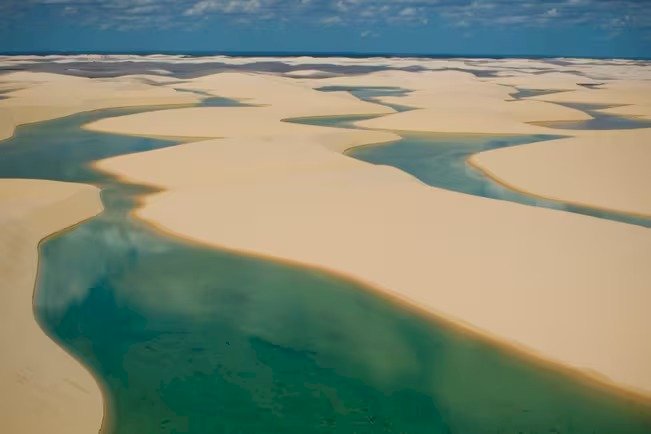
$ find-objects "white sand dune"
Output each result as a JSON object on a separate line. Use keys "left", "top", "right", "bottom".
{"left": 531, "top": 79, "right": 651, "bottom": 106}
{"left": 471, "top": 129, "right": 651, "bottom": 216}
{"left": 170, "top": 72, "right": 396, "bottom": 117}
{"left": 354, "top": 101, "right": 588, "bottom": 135}
{"left": 1, "top": 58, "right": 650, "bottom": 434}
{"left": 0, "top": 179, "right": 103, "bottom": 434}
{"left": 299, "top": 70, "right": 592, "bottom": 134}
{"left": 89, "top": 69, "right": 651, "bottom": 398}
{"left": 599, "top": 103, "right": 651, "bottom": 120}
{"left": 483, "top": 71, "right": 602, "bottom": 91}
{"left": 0, "top": 71, "right": 201, "bottom": 141}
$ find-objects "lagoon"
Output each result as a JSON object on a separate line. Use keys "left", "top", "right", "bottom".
{"left": 1, "top": 105, "right": 650, "bottom": 432}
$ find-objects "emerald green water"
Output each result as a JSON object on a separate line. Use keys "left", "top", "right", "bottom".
{"left": 302, "top": 86, "right": 651, "bottom": 227}
{"left": 347, "top": 134, "right": 651, "bottom": 227}
{"left": 2, "top": 105, "right": 651, "bottom": 433}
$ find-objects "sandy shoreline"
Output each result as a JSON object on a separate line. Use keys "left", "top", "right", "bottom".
{"left": 1, "top": 58, "right": 650, "bottom": 430}
{"left": 0, "top": 179, "right": 104, "bottom": 434}
{"left": 88, "top": 69, "right": 651, "bottom": 399}
{"left": 129, "top": 198, "right": 651, "bottom": 405}
{"left": 469, "top": 129, "right": 651, "bottom": 218}
{"left": 0, "top": 71, "right": 201, "bottom": 142}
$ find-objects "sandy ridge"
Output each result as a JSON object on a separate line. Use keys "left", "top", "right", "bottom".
{"left": 0, "top": 179, "right": 104, "bottom": 434}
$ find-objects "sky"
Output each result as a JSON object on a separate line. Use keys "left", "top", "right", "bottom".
{"left": 1, "top": 0, "right": 650, "bottom": 58}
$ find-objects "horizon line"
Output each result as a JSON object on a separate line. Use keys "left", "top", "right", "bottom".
{"left": 0, "top": 50, "right": 649, "bottom": 61}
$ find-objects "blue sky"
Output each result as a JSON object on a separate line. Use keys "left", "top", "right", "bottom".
{"left": 1, "top": 0, "right": 650, "bottom": 57}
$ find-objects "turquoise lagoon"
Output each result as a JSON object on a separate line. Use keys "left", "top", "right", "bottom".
{"left": 305, "top": 86, "right": 651, "bottom": 227}
{"left": 0, "top": 104, "right": 650, "bottom": 432}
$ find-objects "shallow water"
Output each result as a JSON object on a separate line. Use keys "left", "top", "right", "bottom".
{"left": 1, "top": 105, "right": 651, "bottom": 432}
{"left": 298, "top": 86, "right": 651, "bottom": 227}
{"left": 532, "top": 102, "right": 651, "bottom": 130}
{"left": 347, "top": 133, "right": 651, "bottom": 227}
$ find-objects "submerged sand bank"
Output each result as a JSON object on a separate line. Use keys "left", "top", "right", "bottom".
{"left": 0, "top": 179, "right": 103, "bottom": 434}
{"left": 89, "top": 70, "right": 651, "bottom": 398}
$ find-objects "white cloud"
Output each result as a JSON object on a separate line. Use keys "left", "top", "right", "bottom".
{"left": 184, "top": 0, "right": 263, "bottom": 16}
{"left": 545, "top": 8, "right": 559, "bottom": 17}
{"left": 360, "top": 29, "right": 378, "bottom": 38}
{"left": 1, "top": 0, "right": 648, "bottom": 34}
{"left": 320, "top": 15, "right": 343, "bottom": 25}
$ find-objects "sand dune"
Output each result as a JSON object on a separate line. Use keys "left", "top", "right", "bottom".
{"left": 471, "top": 129, "right": 651, "bottom": 216}
{"left": 90, "top": 70, "right": 651, "bottom": 398}
{"left": 483, "top": 71, "right": 602, "bottom": 90}
{"left": 1, "top": 59, "right": 650, "bottom": 431}
{"left": 0, "top": 179, "right": 103, "bottom": 434}
{"left": 0, "top": 71, "right": 200, "bottom": 141}
{"left": 301, "top": 70, "right": 591, "bottom": 134}
{"left": 170, "top": 72, "right": 396, "bottom": 117}
{"left": 354, "top": 102, "right": 587, "bottom": 135}
{"left": 531, "top": 79, "right": 651, "bottom": 106}
{"left": 599, "top": 103, "right": 651, "bottom": 120}
{"left": 97, "top": 131, "right": 651, "bottom": 399}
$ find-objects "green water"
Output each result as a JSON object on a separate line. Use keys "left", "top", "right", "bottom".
{"left": 2, "top": 106, "right": 651, "bottom": 433}
{"left": 347, "top": 134, "right": 651, "bottom": 227}
{"left": 298, "top": 86, "right": 651, "bottom": 227}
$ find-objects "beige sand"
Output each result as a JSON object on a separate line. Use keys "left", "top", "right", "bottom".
{"left": 471, "top": 129, "right": 651, "bottom": 216}
{"left": 2, "top": 59, "right": 649, "bottom": 434}
{"left": 98, "top": 135, "right": 651, "bottom": 399}
{"left": 85, "top": 106, "right": 397, "bottom": 145}
{"left": 87, "top": 70, "right": 651, "bottom": 398}
{"left": 298, "top": 70, "right": 591, "bottom": 134}
{"left": 531, "top": 79, "right": 651, "bottom": 106}
{"left": 309, "top": 69, "right": 649, "bottom": 216}
{"left": 484, "top": 71, "right": 602, "bottom": 91}
{"left": 0, "top": 71, "right": 201, "bottom": 141}
{"left": 598, "top": 103, "right": 651, "bottom": 120}
{"left": 354, "top": 102, "right": 587, "bottom": 135}
{"left": 0, "top": 178, "right": 104, "bottom": 434}
{"left": 170, "top": 72, "right": 396, "bottom": 117}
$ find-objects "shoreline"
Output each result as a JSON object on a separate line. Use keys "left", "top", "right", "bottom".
{"left": 331, "top": 123, "right": 650, "bottom": 222}
{"left": 33, "top": 211, "right": 112, "bottom": 434}
{"left": 467, "top": 155, "right": 651, "bottom": 220}
{"left": 2, "top": 62, "right": 650, "bottom": 430}
{"left": 127, "top": 186, "right": 651, "bottom": 406}
{"left": 0, "top": 179, "right": 104, "bottom": 434}
{"left": 92, "top": 131, "right": 651, "bottom": 402}
{"left": 89, "top": 73, "right": 651, "bottom": 399}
